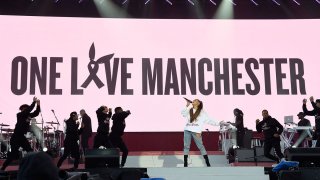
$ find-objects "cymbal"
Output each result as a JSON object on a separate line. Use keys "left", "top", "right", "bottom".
{"left": 46, "top": 121, "right": 58, "bottom": 125}
{"left": 0, "top": 123, "right": 9, "bottom": 127}
{"left": 1, "top": 128, "right": 13, "bottom": 132}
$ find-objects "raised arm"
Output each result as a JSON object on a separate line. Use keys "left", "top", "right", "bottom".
{"left": 30, "top": 100, "right": 40, "bottom": 118}
{"left": 303, "top": 99, "right": 316, "bottom": 116}
{"left": 181, "top": 104, "right": 192, "bottom": 117}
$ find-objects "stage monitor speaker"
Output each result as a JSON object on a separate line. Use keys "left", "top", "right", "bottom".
{"left": 284, "top": 148, "right": 320, "bottom": 167}
{"left": 243, "top": 129, "right": 253, "bottom": 149}
{"left": 278, "top": 170, "right": 301, "bottom": 180}
{"left": 85, "top": 148, "right": 120, "bottom": 168}
{"left": 235, "top": 148, "right": 255, "bottom": 162}
{"left": 254, "top": 147, "right": 275, "bottom": 162}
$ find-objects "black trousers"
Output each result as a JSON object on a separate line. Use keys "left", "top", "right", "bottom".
{"left": 236, "top": 130, "right": 245, "bottom": 148}
{"left": 1, "top": 134, "right": 33, "bottom": 170}
{"left": 264, "top": 138, "right": 284, "bottom": 162}
{"left": 57, "top": 139, "right": 80, "bottom": 169}
{"left": 81, "top": 135, "right": 90, "bottom": 152}
{"left": 109, "top": 134, "right": 128, "bottom": 166}
{"left": 93, "top": 133, "right": 113, "bottom": 149}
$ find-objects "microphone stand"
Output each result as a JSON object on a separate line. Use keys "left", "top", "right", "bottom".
{"left": 40, "top": 110, "right": 45, "bottom": 151}
{"left": 52, "top": 110, "right": 61, "bottom": 154}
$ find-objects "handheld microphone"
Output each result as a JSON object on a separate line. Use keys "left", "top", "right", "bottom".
{"left": 51, "top": 109, "right": 55, "bottom": 113}
{"left": 183, "top": 97, "right": 192, "bottom": 103}
{"left": 0, "top": 112, "right": 2, "bottom": 114}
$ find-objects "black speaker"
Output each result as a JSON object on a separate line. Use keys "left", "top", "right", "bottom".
{"left": 278, "top": 170, "right": 301, "bottom": 180}
{"left": 254, "top": 146, "right": 274, "bottom": 162}
{"left": 85, "top": 148, "right": 120, "bottom": 168}
{"left": 235, "top": 148, "right": 255, "bottom": 162}
{"left": 243, "top": 129, "right": 253, "bottom": 149}
{"left": 285, "top": 148, "right": 320, "bottom": 167}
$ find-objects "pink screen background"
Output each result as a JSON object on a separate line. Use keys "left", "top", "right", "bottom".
{"left": 0, "top": 16, "right": 319, "bottom": 132}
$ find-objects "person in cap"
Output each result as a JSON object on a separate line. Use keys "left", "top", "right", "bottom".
{"left": 1, "top": 97, "right": 40, "bottom": 171}
{"left": 57, "top": 111, "right": 84, "bottom": 170}
{"left": 303, "top": 96, "right": 320, "bottom": 147}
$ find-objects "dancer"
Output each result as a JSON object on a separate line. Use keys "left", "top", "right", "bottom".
{"left": 256, "top": 110, "right": 284, "bottom": 163}
{"left": 228, "top": 108, "right": 245, "bottom": 148}
{"left": 93, "top": 106, "right": 113, "bottom": 148}
{"left": 57, "top": 112, "right": 84, "bottom": 170}
{"left": 1, "top": 97, "right": 40, "bottom": 171}
{"left": 181, "top": 98, "right": 220, "bottom": 167}
{"left": 296, "top": 112, "right": 312, "bottom": 147}
{"left": 110, "top": 107, "right": 131, "bottom": 167}
{"left": 302, "top": 96, "right": 320, "bottom": 147}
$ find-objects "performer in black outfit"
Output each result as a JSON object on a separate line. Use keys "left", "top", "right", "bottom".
{"left": 80, "top": 109, "right": 92, "bottom": 153}
{"left": 93, "top": 106, "right": 112, "bottom": 148}
{"left": 302, "top": 96, "right": 320, "bottom": 147}
{"left": 57, "top": 112, "right": 84, "bottom": 170}
{"left": 1, "top": 97, "right": 40, "bottom": 171}
{"left": 110, "top": 107, "right": 131, "bottom": 167}
{"left": 296, "top": 112, "right": 312, "bottom": 147}
{"left": 228, "top": 108, "right": 245, "bottom": 148}
{"left": 256, "top": 109, "right": 284, "bottom": 163}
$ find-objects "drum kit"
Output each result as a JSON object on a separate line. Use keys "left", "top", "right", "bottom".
{"left": 0, "top": 115, "right": 64, "bottom": 158}
{"left": 29, "top": 119, "right": 64, "bottom": 156}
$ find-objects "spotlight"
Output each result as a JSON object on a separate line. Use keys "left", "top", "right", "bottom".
{"left": 292, "top": 0, "right": 300, "bottom": 5}
{"left": 43, "top": 147, "right": 48, "bottom": 152}
{"left": 165, "top": 0, "right": 173, "bottom": 5}
{"left": 228, "top": 0, "right": 236, "bottom": 5}
{"left": 272, "top": 0, "right": 280, "bottom": 5}
{"left": 209, "top": 0, "right": 216, "bottom": 5}
{"left": 187, "top": 0, "right": 195, "bottom": 5}
{"left": 251, "top": 0, "right": 258, "bottom": 5}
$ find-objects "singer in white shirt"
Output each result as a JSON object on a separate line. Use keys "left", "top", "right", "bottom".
{"left": 181, "top": 98, "right": 220, "bottom": 167}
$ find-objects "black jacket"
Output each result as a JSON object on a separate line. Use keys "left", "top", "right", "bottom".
{"left": 234, "top": 115, "right": 244, "bottom": 132}
{"left": 81, "top": 113, "right": 92, "bottom": 137}
{"left": 96, "top": 106, "right": 112, "bottom": 134}
{"left": 65, "top": 118, "right": 83, "bottom": 142}
{"left": 256, "top": 116, "right": 283, "bottom": 141}
{"left": 111, "top": 111, "right": 130, "bottom": 137}
{"left": 303, "top": 102, "right": 320, "bottom": 132}
{"left": 14, "top": 101, "right": 40, "bottom": 135}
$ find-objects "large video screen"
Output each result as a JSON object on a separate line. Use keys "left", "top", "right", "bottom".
{"left": 0, "top": 16, "right": 319, "bottom": 132}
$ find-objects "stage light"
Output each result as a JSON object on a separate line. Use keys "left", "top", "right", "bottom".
{"left": 228, "top": 0, "right": 236, "bottom": 5}
{"left": 251, "top": 0, "right": 258, "bottom": 5}
{"left": 166, "top": 0, "right": 173, "bottom": 5}
{"left": 292, "top": 0, "right": 300, "bottom": 5}
{"left": 122, "top": 0, "right": 128, "bottom": 4}
{"left": 209, "top": 0, "right": 216, "bottom": 5}
{"left": 145, "top": 0, "right": 151, "bottom": 4}
{"left": 43, "top": 147, "right": 48, "bottom": 152}
{"left": 272, "top": 0, "right": 280, "bottom": 5}
{"left": 316, "top": 0, "right": 320, "bottom": 4}
{"left": 187, "top": 0, "right": 195, "bottom": 6}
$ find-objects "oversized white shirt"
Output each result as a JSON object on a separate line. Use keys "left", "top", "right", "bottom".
{"left": 181, "top": 104, "right": 219, "bottom": 133}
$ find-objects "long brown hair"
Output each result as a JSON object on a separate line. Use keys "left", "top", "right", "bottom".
{"left": 189, "top": 100, "right": 203, "bottom": 123}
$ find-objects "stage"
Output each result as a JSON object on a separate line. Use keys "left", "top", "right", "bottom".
{"left": 1, "top": 151, "right": 271, "bottom": 180}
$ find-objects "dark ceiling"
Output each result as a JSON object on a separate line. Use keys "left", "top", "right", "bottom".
{"left": 0, "top": 0, "right": 320, "bottom": 19}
